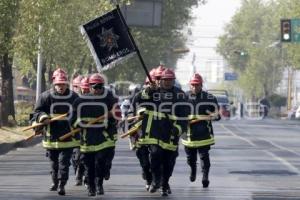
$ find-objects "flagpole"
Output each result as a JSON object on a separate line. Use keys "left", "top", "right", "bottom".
{"left": 116, "top": 5, "right": 153, "bottom": 84}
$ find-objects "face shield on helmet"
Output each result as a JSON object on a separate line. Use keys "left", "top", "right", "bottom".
{"left": 89, "top": 73, "right": 105, "bottom": 91}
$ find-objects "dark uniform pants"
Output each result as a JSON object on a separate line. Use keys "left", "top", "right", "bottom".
{"left": 96, "top": 147, "right": 115, "bottom": 185}
{"left": 136, "top": 145, "right": 152, "bottom": 184}
{"left": 81, "top": 147, "right": 115, "bottom": 188}
{"left": 47, "top": 148, "right": 73, "bottom": 183}
{"left": 184, "top": 146, "right": 211, "bottom": 173}
{"left": 149, "top": 145, "right": 178, "bottom": 189}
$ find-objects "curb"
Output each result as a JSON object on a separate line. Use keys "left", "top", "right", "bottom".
{"left": 0, "top": 136, "right": 42, "bottom": 155}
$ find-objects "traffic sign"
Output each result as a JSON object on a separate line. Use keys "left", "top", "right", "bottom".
{"left": 224, "top": 72, "right": 238, "bottom": 81}
{"left": 291, "top": 19, "right": 300, "bottom": 43}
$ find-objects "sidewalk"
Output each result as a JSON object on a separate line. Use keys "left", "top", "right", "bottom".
{"left": 0, "top": 126, "right": 41, "bottom": 155}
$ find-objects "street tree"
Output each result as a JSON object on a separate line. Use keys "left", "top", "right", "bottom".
{"left": 0, "top": 0, "right": 20, "bottom": 125}
{"left": 14, "top": 0, "right": 206, "bottom": 88}
{"left": 217, "top": 0, "right": 283, "bottom": 99}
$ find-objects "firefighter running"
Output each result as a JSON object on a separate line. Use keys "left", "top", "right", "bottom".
{"left": 30, "top": 68, "right": 79, "bottom": 196}
{"left": 182, "top": 73, "right": 220, "bottom": 188}
{"left": 121, "top": 68, "right": 157, "bottom": 192}
{"left": 29, "top": 66, "right": 220, "bottom": 197}
{"left": 70, "top": 73, "right": 119, "bottom": 196}
{"left": 132, "top": 67, "right": 188, "bottom": 196}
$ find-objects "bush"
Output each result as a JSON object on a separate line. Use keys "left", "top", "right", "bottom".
{"left": 14, "top": 101, "right": 34, "bottom": 126}
{"left": 268, "top": 94, "right": 287, "bottom": 107}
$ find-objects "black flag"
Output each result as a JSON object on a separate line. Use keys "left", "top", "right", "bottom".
{"left": 80, "top": 8, "right": 136, "bottom": 71}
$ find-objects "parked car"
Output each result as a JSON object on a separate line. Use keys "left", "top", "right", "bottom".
{"left": 207, "top": 89, "right": 229, "bottom": 97}
{"left": 215, "top": 95, "right": 231, "bottom": 119}
{"left": 295, "top": 106, "right": 300, "bottom": 119}
{"left": 207, "top": 90, "right": 231, "bottom": 119}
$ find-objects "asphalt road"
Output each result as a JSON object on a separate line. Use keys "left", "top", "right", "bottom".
{"left": 0, "top": 119, "right": 300, "bottom": 200}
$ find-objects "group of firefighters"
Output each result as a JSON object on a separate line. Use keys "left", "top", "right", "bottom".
{"left": 30, "top": 64, "right": 220, "bottom": 197}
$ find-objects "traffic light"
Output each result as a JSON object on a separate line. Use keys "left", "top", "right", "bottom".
{"left": 233, "top": 50, "right": 247, "bottom": 57}
{"left": 281, "top": 19, "right": 292, "bottom": 42}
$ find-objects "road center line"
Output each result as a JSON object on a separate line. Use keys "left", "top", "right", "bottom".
{"left": 220, "top": 124, "right": 256, "bottom": 147}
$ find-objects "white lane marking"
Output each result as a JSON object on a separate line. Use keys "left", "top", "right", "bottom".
{"left": 220, "top": 124, "right": 256, "bottom": 147}
{"left": 265, "top": 151, "right": 300, "bottom": 174}
{"left": 215, "top": 123, "right": 300, "bottom": 129}
{"left": 232, "top": 125, "right": 300, "bottom": 157}
{"left": 222, "top": 123, "right": 300, "bottom": 174}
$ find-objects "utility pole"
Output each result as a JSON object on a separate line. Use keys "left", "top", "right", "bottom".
{"left": 191, "top": 52, "right": 196, "bottom": 75}
{"left": 36, "top": 25, "right": 42, "bottom": 102}
{"left": 287, "top": 67, "right": 293, "bottom": 111}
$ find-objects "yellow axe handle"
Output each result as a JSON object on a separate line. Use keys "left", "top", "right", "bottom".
{"left": 120, "top": 124, "right": 142, "bottom": 139}
{"left": 59, "top": 113, "right": 110, "bottom": 141}
{"left": 22, "top": 113, "right": 68, "bottom": 132}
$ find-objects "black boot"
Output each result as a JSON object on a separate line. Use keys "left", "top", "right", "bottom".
{"left": 97, "top": 185, "right": 104, "bottom": 195}
{"left": 104, "top": 171, "right": 110, "bottom": 180}
{"left": 202, "top": 171, "right": 209, "bottom": 188}
{"left": 145, "top": 184, "right": 151, "bottom": 191}
{"left": 88, "top": 186, "right": 96, "bottom": 196}
{"left": 58, "top": 181, "right": 66, "bottom": 196}
{"left": 49, "top": 176, "right": 58, "bottom": 191}
{"left": 145, "top": 178, "right": 152, "bottom": 191}
{"left": 190, "top": 165, "right": 197, "bottom": 182}
{"left": 145, "top": 171, "right": 152, "bottom": 191}
{"left": 166, "top": 183, "right": 172, "bottom": 194}
{"left": 149, "top": 172, "right": 160, "bottom": 193}
{"left": 49, "top": 183, "right": 58, "bottom": 191}
{"left": 149, "top": 183, "right": 160, "bottom": 193}
{"left": 96, "top": 177, "right": 104, "bottom": 195}
{"left": 75, "top": 179, "right": 82, "bottom": 186}
{"left": 160, "top": 185, "right": 168, "bottom": 197}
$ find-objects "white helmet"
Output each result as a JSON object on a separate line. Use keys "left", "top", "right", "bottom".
{"left": 128, "top": 84, "right": 141, "bottom": 96}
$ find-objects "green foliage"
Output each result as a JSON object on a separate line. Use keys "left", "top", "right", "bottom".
{"left": 268, "top": 93, "right": 287, "bottom": 107}
{"left": 13, "top": 0, "right": 203, "bottom": 86}
{"left": 0, "top": 0, "right": 20, "bottom": 53}
{"left": 14, "top": 101, "right": 34, "bottom": 126}
{"left": 276, "top": 0, "right": 300, "bottom": 70}
{"left": 217, "top": 0, "right": 284, "bottom": 98}
{"left": 14, "top": 0, "right": 115, "bottom": 83}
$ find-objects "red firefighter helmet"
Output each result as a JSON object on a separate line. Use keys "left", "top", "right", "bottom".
{"left": 145, "top": 68, "right": 157, "bottom": 84}
{"left": 80, "top": 77, "right": 90, "bottom": 89}
{"left": 190, "top": 73, "right": 203, "bottom": 85}
{"left": 161, "top": 68, "right": 176, "bottom": 80}
{"left": 155, "top": 65, "right": 166, "bottom": 78}
{"left": 52, "top": 68, "right": 67, "bottom": 80}
{"left": 150, "top": 68, "right": 156, "bottom": 78}
{"left": 89, "top": 73, "right": 104, "bottom": 84}
{"left": 72, "top": 75, "right": 83, "bottom": 87}
{"left": 53, "top": 73, "right": 68, "bottom": 85}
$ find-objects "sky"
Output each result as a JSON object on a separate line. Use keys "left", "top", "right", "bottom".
{"left": 176, "top": 0, "right": 241, "bottom": 86}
